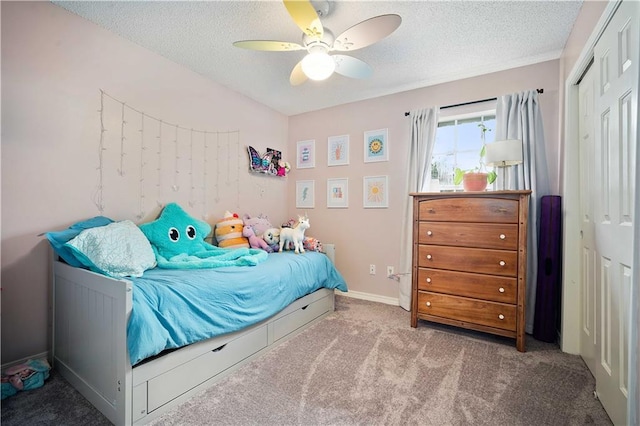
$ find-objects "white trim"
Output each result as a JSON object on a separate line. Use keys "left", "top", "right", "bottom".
{"left": 1, "top": 351, "right": 50, "bottom": 371}
{"left": 566, "top": 0, "right": 622, "bottom": 86}
{"left": 335, "top": 289, "right": 399, "bottom": 306}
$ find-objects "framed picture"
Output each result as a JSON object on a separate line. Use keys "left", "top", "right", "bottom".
{"left": 364, "top": 128, "right": 389, "bottom": 163}
{"left": 296, "top": 140, "right": 315, "bottom": 169}
{"left": 327, "top": 178, "right": 349, "bottom": 208}
{"left": 363, "top": 175, "right": 389, "bottom": 208}
{"left": 296, "top": 180, "right": 315, "bottom": 208}
{"left": 327, "top": 135, "right": 349, "bottom": 166}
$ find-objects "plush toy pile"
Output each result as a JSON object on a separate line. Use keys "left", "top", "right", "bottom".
{"left": 140, "top": 203, "right": 267, "bottom": 269}
{"left": 211, "top": 211, "right": 325, "bottom": 254}
{"left": 156, "top": 207, "right": 325, "bottom": 256}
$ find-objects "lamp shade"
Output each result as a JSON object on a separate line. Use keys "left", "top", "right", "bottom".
{"left": 484, "top": 139, "right": 523, "bottom": 167}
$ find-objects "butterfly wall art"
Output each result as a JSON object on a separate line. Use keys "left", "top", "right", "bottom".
{"left": 247, "top": 146, "right": 290, "bottom": 177}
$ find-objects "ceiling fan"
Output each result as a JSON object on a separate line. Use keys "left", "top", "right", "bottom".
{"left": 233, "top": 0, "right": 401, "bottom": 85}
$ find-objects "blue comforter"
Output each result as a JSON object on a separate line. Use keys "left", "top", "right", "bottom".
{"left": 127, "top": 251, "right": 347, "bottom": 365}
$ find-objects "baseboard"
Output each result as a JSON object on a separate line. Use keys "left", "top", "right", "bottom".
{"left": 1, "top": 351, "right": 50, "bottom": 371}
{"left": 335, "top": 289, "right": 399, "bottom": 306}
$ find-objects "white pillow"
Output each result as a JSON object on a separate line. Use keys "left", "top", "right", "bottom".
{"left": 65, "top": 220, "right": 157, "bottom": 278}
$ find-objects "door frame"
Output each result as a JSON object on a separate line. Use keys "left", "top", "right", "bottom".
{"left": 561, "top": 0, "right": 637, "bottom": 423}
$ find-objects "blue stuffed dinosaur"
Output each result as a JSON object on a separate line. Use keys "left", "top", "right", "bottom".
{"left": 139, "top": 203, "right": 267, "bottom": 269}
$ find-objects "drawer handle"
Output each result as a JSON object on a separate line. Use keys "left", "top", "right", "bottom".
{"left": 301, "top": 304, "right": 309, "bottom": 310}
{"left": 427, "top": 230, "right": 433, "bottom": 236}
{"left": 212, "top": 344, "right": 227, "bottom": 353}
{"left": 499, "top": 287, "right": 505, "bottom": 293}
{"left": 499, "top": 234, "right": 506, "bottom": 240}
{"left": 427, "top": 254, "right": 432, "bottom": 260}
{"left": 426, "top": 277, "right": 432, "bottom": 283}
{"left": 498, "top": 314, "right": 505, "bottom": 320}
{"left": 428, "top": 208, "right": 435, "bottom": 214}
{"left": 426, "top": 302, "right": 431, "bottom": 307}
{"left": 499, "top": 260, "right": 506, "bottom": 267}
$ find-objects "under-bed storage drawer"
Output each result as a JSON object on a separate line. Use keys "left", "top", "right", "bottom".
{"left": 147, "top": 325, "right": 268, "bottom": 412}
{"left": 273, "top": 294, "right": 332, "bottom": 342}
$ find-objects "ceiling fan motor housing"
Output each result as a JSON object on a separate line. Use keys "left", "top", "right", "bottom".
{"left": 303, "top": 28, "right": 334, "bottom": 52}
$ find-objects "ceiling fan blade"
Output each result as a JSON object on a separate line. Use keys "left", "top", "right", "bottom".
{"left": 233, "top": 40, "right": 305, "bottom": 51}
{"left": 283, "top": 0, "right": 323, "bottom": 39}
{"left": 333, "top": 55, "right": 373, "bottom": 79}
{"left": 290, "top": 60, "right": 308, "bottom": 86}
{"left": 332, "top": 14, "right": 402, "bottom": 52}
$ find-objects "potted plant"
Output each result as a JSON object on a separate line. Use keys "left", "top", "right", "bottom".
{"left": 453, "top": 123, "right": 497, "bottom": 191}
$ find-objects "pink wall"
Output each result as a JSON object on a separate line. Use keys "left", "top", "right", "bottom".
{"left": 1, "top": 2, "right": 289, "bottom": 364}
{"left": 288, "top": 60, "right": 560, "bottom": 302}
{"left": 1, "top": 1, "right": 607, "bottom": 366}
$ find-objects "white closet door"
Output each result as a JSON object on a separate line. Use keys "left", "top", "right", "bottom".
{"left": 578, "top": 64, "right": 596, "bottom": 377}
{"left": 592, "top": 1, "right": 637, "bottom": 424}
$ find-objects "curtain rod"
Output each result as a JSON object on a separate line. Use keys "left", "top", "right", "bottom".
{"left": 404, "top": 88, "right": 544, "bottom": 116}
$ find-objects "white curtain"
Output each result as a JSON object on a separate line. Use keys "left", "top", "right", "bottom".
{"left": 495, "top": 90, "right": 551, "bottom": 333}
{"left": 399, "top": 107, "right": 439, "bottom": 310}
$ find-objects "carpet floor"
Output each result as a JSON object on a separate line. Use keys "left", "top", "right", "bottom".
{"left": 1, "top": 296, "right": 612, "bottom": 425}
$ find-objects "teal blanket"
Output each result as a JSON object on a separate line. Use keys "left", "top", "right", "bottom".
{"left": 155, "top": 245, "right": 268, "bottom": 269}
{"left": 127, "top": 251, "right": 348, "bottom": 365}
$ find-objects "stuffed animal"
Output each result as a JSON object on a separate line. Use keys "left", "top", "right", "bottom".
{"left": 214, "top": 211, "right": 249, "bottom": 249}
{"left": 262, "top": 227, "right": 281, "bottom": 252}
{"left": 242, "top": 213, "right": 273, "bottom": 238}
{"left": 279, "top": 214, "right": 310, "bottom": 254}
{"left": 303, "top": 236, "right": 323, "bottom": 252}
{"left": 243, "top": 225, "right": 273, "bottom": 253}
{"left": 139, "top": 203, "right": 214, "bottom": 259}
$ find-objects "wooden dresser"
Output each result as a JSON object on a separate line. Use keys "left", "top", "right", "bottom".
{"left": 410, "top": 191, "right": 531, "bottom": 351}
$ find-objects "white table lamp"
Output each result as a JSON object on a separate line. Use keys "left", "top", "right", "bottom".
{"left": 484, "top": 139, "right": 523, "bottom": 190}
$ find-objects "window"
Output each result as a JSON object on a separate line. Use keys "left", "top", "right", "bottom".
{"left": 430, "top": 112, "right": 496, "bottom": 191}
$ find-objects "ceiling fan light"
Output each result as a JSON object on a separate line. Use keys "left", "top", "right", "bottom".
{"left": 301, "top": 51, "right": 335, "bottom": 81}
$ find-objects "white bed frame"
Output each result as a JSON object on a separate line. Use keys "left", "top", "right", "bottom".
{"left": 52, "top": 250, "right": 337, "bottom": 425}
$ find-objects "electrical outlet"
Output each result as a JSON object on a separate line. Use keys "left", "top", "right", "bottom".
{"left": 369, "top": 264, "right": 376, "bottom": 275}
{"left": 387, "top": 266, "right": 394, "bottom": 277}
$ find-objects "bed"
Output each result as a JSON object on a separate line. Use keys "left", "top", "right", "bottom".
{"left": 49, "top": 211, "right": 347, "bottom": 425}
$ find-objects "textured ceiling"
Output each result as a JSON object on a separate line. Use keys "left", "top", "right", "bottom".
{"left": 52, "top": 1, "right": 583, "bottom": 116}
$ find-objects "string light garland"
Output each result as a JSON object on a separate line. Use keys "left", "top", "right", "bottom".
{"left": 119, "top": 103, "right": 126, "bottom": 177}
{"left": 202, "top": 132, "right": 208, "bottom": 218}
{"left": 215, "top": 132, "right": 221, "bottom": 203}
{"left": 94, "top": 90, "right": 240, "bottom": 217}
{"left": 156, "top": 119, "right": 163, "bottom": 207}
{"left": 173, "top": 124, "right": 180, "bottom": 192}
{"left": 93, "top": 90, "right": 106, "bottom": 213}
{"left": 188, "top": 128, "right": 195, "bottom": 207}
{"left": 137, "top": 112, "right": 146, "bottom": 220}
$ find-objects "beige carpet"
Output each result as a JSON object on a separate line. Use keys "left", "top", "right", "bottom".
{"left": 149, "top": 296, "right": 611, "bottom": 426}
{"left": 1, "top": 296, "right": 611, "bottom": 425}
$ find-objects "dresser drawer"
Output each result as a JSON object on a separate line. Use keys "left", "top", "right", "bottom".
{"left": 417, "top": 222, "right": 518, "bottom": 250}
{"left": 417, "top": 292, "right": 516, "bottom": 331}
{"left": 417, "top": 268, "right": 517, "bottom": 304}
{"left": 418, "top": 197, "right": 519, "bottom": 223}
{"left": 417, "top": 245, "right": 518, "bottom": 277}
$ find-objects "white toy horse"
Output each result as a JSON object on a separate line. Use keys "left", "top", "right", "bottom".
{"left": 279, "top": 215, "right": 310, "bottom": 254}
